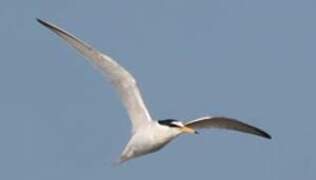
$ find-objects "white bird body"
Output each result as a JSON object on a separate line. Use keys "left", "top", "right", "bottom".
{"left": 37, "top": 18, "right": 271, "bottom": 164}
{"left": 120, "top": 121, "right": 182, "bottom": 162}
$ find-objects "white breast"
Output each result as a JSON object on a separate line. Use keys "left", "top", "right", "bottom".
{"left": 119, "top": 121, "right": 182, "bottom": 162}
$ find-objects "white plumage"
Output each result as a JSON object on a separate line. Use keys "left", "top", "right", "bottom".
{"left": 37, "top": 18, "right": 271, "bottom": 164}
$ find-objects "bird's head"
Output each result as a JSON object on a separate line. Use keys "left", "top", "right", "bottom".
{"left": 158, "top": 119, "right": 198, "bottom": 134}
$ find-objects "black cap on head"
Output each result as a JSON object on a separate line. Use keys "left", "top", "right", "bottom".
{"left": 158, "top": 119, "right": 181, "bottom": 128}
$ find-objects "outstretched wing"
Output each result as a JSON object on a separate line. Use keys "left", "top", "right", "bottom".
{"left": 185, "top": 116, "right": 271, "bottom": 139}
{"left": 37, "top": 19, "right": 152, "bottom": 132}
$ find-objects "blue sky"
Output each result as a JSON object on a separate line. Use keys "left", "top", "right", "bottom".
{"left": 1, "top": 0, "right": 315, "bottom": 179}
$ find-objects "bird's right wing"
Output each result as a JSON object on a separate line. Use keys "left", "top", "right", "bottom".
{"left": 185, "top": 116, "right": 271, "bottom": 139}
{"left": 37, "top": 19, "right": 152, "bottom": 132}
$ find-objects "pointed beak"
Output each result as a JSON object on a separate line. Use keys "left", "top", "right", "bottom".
{"left": 181, "top": 126, "right": 198, "bottom": 134}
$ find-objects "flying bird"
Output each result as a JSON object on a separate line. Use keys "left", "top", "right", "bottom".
{"left": 37, "top": 18, "right": 271, "bottom": 164}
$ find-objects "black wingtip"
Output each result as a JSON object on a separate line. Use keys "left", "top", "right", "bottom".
{"left": 36, "top": 18, "right": 43, "bottom": 24}
{"left": 36, "top": 18, "right": 63, "bottom": 35}
{"left": 264, "top": 133, "right": 272, "bottom": 139}
{"left": 36, "top": 18, "right": 49, "bottom": 27}
{"left": 258, "top": 129, "right": 272, "bottom": 140}
{"left": 246, "top": 121, "right": 272, "bottom": 140}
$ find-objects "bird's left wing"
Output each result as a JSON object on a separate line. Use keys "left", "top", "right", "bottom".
{"left": 185, "top": 116, "right": 271, "bottom": 139}
{"left": 37, "top": 19, "right": 152, "bottom": 133}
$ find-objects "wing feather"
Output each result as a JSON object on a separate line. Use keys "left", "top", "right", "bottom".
{"left": 37, "top": 19, "right": 152, "bottom": 132}
{"left": 185, "top": 116, "right": 271, "bottom": 139}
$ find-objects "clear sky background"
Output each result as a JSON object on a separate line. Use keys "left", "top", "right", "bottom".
{"left": 1, "top": 0, "right": 315, "bottom": 179}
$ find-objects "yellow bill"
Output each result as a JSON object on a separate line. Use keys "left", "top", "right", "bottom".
{"left": 181, "top": 126, "right": 198, "bottom": 134}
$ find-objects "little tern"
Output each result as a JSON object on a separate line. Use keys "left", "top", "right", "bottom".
{"left": 37, "top": 18, "right": 271, "bottom": 164}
